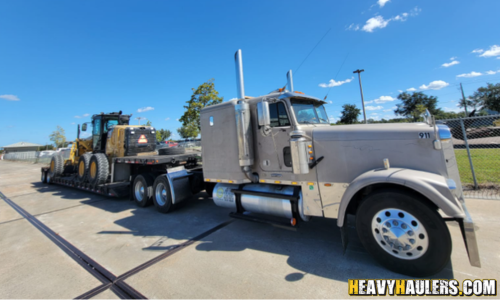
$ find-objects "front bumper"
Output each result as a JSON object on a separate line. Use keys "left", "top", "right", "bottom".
{"left": 458, "top": 200, "right": 481, "bottom": 267}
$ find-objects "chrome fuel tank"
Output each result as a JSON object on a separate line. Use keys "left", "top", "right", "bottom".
{"left": 213, "top": 183, "right": 310, "bottom": 221}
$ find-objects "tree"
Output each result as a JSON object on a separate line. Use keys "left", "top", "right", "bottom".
{"left": 145, "top": 120, "right": 152, "bottom": 126}
{"left": 179, "top": 79, "right": 223, "bottom": 132}
{"left": 395, "top": 92, "right": 443, "bottom": 121}
{"left": 469, "top": 83, "right": 500, "bottom": 113}
{"left": 156, "top": 129, "right": 172, "bottom": 142}
{"left": 177, "top": 123, "right": 199, "bottom": 139}
{"left": 49, "top": 126, "right": 67, "bottom": 148}
{"left": 339, "top": 104, "right": 361, "bottom": 124}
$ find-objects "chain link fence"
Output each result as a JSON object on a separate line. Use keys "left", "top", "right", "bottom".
{"left": 2, "top": 150, "right": 71, "bottom": 164}
{"left": 438, "top": 114, "right": 500, "bottom": 199}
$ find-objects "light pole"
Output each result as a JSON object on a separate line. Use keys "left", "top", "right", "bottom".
{"left": 136, "top": 117, "right": 147, "bottom": 125}
{"left": 353, "top": 69, "right": 367, "bottom": 124}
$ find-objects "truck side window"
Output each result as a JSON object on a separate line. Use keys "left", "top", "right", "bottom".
{"left": 269, "top": 102, "right": 290, "bottom": 127}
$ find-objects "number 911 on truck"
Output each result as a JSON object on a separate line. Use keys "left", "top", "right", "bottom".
{"left": 42, "top": 49, "right": 481, "bottom": 277}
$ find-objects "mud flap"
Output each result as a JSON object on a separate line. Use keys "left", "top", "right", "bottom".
{"left": 458, "top": 201, "right": 481, "bottom": 268}
{"left": 340, "top": 225, "right": 349, "bottom": 255}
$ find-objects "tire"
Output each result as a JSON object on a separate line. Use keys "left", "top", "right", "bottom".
{"left": 49, "top": 155, "right": 64, "bottom": 178}
{"left": 41, "top": 170, "right": 47, "bottom": 184}
{"left": 88, "top": 154, "right": 109, "bottom": 185}
{"left": 158, "top": 147, "right": 186, "bottom": 155}
{"left": 152, "top": 175, "right": 174, "bottom": 213}
{"left": 205, "top": 182, "right": 216, "bottom": 198}
{"left": 355, "top": 189, "right": 452, "bottom": 277}
{"left": 132, "top": 174, "right": 154, "bottom": 207}
{"left": 77, "top": 154, "right": 92, "bottom": 182}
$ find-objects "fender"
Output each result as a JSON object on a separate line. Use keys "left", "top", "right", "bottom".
{"left": 336, "top": 168, "right": 465, "bottom": 227}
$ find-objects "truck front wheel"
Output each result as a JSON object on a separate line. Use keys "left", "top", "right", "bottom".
{"left": 152, "top": 176, "right": 174, "bottom": 213}
{"left": 356, "top": 189, "right": 452, "bottom": 277}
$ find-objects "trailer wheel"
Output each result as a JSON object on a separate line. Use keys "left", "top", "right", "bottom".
{"left": 152, "top": 176, "right": 174, "bottom": 213}
{"left": 41, "top": 170, "right": 47, "bottom": 183}
{"left": 49, "top": 155, "right": 64, "bottom": 178}
{"left": 77, "top": 153, "right": 92, "bottom": 182}
{"left": 356, "top": 189, "right": 452, "bottom": 277}
{"left": 88, "top": 154, "right": 109, "bottom": 185}
{"left": 133, "top": 174, "right": 154, "bottom": 207}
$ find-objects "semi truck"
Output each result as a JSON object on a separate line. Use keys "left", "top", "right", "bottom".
{"left": 42, "top": 50, "right": 481, "bottom": 277}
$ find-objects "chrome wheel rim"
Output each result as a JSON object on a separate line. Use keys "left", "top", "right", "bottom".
{"left": 155, "top": 183, "right": 167, "bottom": 206}
{"left": 371, "top": 208, "right": 428, "bottom": 260}
{"left": 135, "top": 181, "right": 145, "bottom": 201}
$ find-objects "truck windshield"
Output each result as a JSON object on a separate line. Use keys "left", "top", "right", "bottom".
{"left": 291, "top": 99, "right": 329, "bottom": 124}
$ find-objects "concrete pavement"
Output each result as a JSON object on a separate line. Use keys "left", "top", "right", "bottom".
{"left": 0, "top": 160, "right": 498, "bottom": 299}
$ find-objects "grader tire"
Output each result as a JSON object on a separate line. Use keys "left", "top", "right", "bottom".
{"left": 77, "top": 154, "right": 92, "bottom": 182}
{"left": 88, "top": 154, "right": 109, "bottom": 185}
{"left": 49, "top": 155, "right": 64, "bottom": 179}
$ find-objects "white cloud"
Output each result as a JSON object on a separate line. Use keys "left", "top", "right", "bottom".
{"left": 398, "top": 90, "right": 403, "bottom": 93}
{"left": 362, "top": 16, "right": 390, "bottom": 32}
{"left": 442, "top": 60, "right": 459, "bottom": 68}
{"left": 443, "top": 107, "right": 461, "bottom": 113}
{"left": 419, "top": 80, "right": 449, "bottom": 90}
{"left": 347, "top": 23, "right": 360, "bottom": 31}
{"left": 329, "top": 101, "right": 333, "bottom": 104}
{"left": 450, "top": 56, "right": 457, "bottom": 60}
{"left": 165, "top": 117, "right": 170, "bottom": 121}
{"left": 383, "top": 109, "right": 393, "bottom": 112}
{"left": 0, "top": 94, "right": 20, "bottom": 101}
{"left": 371, "top": 95, "right": 395, "bottom": 104}
{"left": 81, "top": 132, "right": 91, "bottom": 138}
{"left": 71, "top": 122, "right": 76, "bottom": 125}
{"left": 74, "top": 113, "right": 90, "bottom": 119}
{"left": 176, "top": 118, "right": 180, "bottom": 122}
{"left": 457, "top": 71, "right": 482, "bottom": 78}
{"left": 486, "top": 70, "right": 497, "bottom": 75}
{"left": 137, "top": 106, "right": 154, "bottom": 113}
{"left": 329, "top": 115, "right": 337, "bottom": 123}
{"left": 358, "top": 7, "right": 420, "bottom": 33}
{"left": 371, "top": 113, "right": 379, "bottom": 116}
{"left": 480, "top": 45, "right": 500, "bottom": 58}
{"left": 366, "top": 105, "right": 383, "bottom": 111}
{"left": 472, "top": 49, "right": 484, "bottom": 54}
{"left": 377, "top": 0, "right": 390, "bottom": 7}
{"left": 406, "top": 87, "right": 417, "bottom": 92}
{"left": 319, "top": 77, "right": 354, "bottom": 88}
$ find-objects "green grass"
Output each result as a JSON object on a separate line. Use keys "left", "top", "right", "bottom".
{"left": 455, "top": 148, "right": 500, "bottom": 185}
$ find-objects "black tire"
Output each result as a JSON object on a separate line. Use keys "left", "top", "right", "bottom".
{"left": 356, "top": 189, "right": 452, "bottom": 277}
{"left": 158, "top": 147, "right": 186, "bottom": 155}
{"left": 88, "top": 154, "right": 109, "bottom": 185}
{"left": 41, "top": 170, "right": 47, "bottom": 183}
{"left": 205, "top": 182, "right": 216, "bottom": 198}
{"left": 152, "top": 175, "right": 174, "bottom": 213}
{"left": 49, "top": 155, "right": 64, "bottom": 178}
{"left": 132, "top": 174, "right": 154, "bottom": 207}
{"left": 77, "top": 153, "right": 92, "bottom": 182}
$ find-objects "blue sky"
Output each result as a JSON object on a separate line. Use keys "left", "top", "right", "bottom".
{"left": 1, "top": 0, "right": 499, "bottom": 147}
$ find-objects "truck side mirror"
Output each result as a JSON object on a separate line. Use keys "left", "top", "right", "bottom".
{"left": 82, "top": 123, "right": 87, "bottom": 131}
{"left": 257, "top": 101, "right": 271, "bottom": 126}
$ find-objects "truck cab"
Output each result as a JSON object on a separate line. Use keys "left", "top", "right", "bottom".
{"left": 200, "top": 49, "right": 481, "bottom": 277}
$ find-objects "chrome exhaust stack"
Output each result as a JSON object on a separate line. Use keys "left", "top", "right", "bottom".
{"left": 234, "top": 49, "right": 257, "bottom": 183}
{"left": 287, "top": 70, "right": 294, "bottom": 92}
{"left": 235, "top": 49, "right": 245, "bottom": 100}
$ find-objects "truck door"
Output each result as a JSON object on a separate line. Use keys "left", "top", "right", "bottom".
{"left": 256, "top": 101, "right": 293, "bottom": 172}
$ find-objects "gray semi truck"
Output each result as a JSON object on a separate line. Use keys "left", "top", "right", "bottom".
{"left": 200, "top": 50, "right": 480, "bottom": 277}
